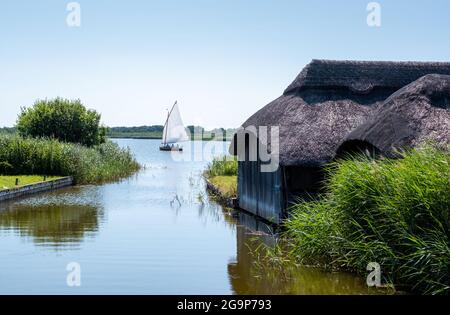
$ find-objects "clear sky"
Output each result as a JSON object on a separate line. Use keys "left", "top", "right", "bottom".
{"left": 1, "top": 0, "right": 450, "bottom": 128}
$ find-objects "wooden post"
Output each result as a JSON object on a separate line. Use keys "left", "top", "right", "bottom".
{"left": 15, "top": 178, "right": 19, "bottom": 186}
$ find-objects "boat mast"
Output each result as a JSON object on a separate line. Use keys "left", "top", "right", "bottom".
{"left": 163, "top": 111, "right": 169, "bottom": 145}
{"left": 163, "top": 101, "right": 177, "bottom": 145}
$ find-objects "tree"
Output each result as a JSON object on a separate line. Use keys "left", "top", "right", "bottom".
{"left": 186, "top": 125, "right": 204, "bottom": 138}
{"left": 17, "top": 98, "right": 106, "bottom": 147}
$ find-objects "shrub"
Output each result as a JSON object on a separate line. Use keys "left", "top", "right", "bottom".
{"left": 285, "top": 145, "right": 450, "bottom": 295}
{"left": 0, "top": 161, "right": 13, "bottom": 173}
{"left": 17, "top": 98, "right": 106, "bottom": 147}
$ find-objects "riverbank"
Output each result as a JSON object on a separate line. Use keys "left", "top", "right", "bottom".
{"left": 0, "top": 176, "right": 62, "bottom": 190}
{"left": 204, "top": 156, "right": 238, "bottom": 207}
{"left": 205, "top": 176, "right": 237, "bottom": 208}
{"left": 207, "top": 176, "right": 237, "bottom": 199}
{"left": 0, "top": 176, "right": 73, "bottom": 201}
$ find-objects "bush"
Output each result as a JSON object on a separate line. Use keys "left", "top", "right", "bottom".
{"left": 0, "top": 161, "right": 13, "bottom": 173}
{"left": 0, "top": 136, "right": 140, "bottom": 184}
{"left": 17, "top": 98, "right": 106, "bottom": 147}
{"left": 285, "top": 145, "right": 450, "bottom": 295}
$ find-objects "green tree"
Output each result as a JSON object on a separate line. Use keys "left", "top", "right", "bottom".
{"left": 17, "top": 98, "right": 106, "bottom": 147}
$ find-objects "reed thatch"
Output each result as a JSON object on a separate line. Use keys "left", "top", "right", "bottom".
{"left": 285, "top": 59, "right": 450, "bottom": 94}
{"left": 231, "top": 59, "right": 450, "bottom": 166}
{"left": 337, "top": 74, "right": 450, "bottom": 157}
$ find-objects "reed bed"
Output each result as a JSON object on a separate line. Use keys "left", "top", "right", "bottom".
{"left": 204, "top": 156, "right": 238, "bottom": 178}
{"left": 285, "top": 145, "right": 450, "bottom": 295}
{"left": 0, "top": 136, "right": 141, "bottom": 184}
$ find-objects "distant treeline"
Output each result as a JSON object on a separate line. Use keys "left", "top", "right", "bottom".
{"left": 1, "top": 125, "right": 236, "bottom": 141}
{"left": 0, "top": 127, "right": 17, "bottom": 135}
{"left": 107, "top": 125, "right": 164, "bottom": 139}
{"left": 107, "top": 125, "right": 236, "bottom": 141}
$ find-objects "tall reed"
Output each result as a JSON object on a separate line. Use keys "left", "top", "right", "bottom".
{"left": 204, "top": 156, "right": 238, "bottom": 178}
{"left": 0, "top": 136, "right": 141, "bottom": 184}
{"left": 285, "top": 145, "right": 450, "bottom": 295}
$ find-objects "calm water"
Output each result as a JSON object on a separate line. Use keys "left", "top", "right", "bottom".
{"left": 0, "top": 139, "right": 376, "bottom": 294}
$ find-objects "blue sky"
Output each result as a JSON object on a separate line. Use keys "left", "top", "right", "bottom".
{"left": 1, "top": 0, "right": 450, "bottom": 128}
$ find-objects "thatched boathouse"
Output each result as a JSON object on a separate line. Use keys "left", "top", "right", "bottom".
{"left": 337, "top": 74, "right": 450, "bottom": 157}
{"left": 231, "top": 60, "right": 450, "bottom": 224}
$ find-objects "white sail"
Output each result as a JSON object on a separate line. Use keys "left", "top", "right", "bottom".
{"left": 162, "top": 102, "right": 189, "bottom": 144}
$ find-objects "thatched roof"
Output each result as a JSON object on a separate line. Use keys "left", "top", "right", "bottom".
{"left": 337, "top": 74, "right": 450, "bottom": 157}
{"left": 285, "top": 59, "right": 450, "bottom": 94}
{"left": 231, "top": 59, "right": 450, "bottom": 167}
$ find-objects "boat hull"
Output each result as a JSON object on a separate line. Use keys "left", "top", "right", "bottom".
{"left": 159, "top": 144, "right": 183, "bottom": 152}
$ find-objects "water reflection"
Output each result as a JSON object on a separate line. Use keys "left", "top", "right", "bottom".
{"left": 0, "top": 139, "right": 380, "bottom": 294}
{"left": 227, "top": 212, "right": 381, "bottom": 295}
{"left": 0, "top": 186, "right": 104, "bottom": 249}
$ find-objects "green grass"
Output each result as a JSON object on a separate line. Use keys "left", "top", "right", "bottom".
{"left": 0, "top": 136, "right": 141, "bottom": 184}
{"left": 209, "top": 175, "right": 237, "bottom": 198}
{"left": 0, "top": 175, "right": 62, "bottom": 190}
{"left": 284, "top": 144, "right": 450, "bottom": 295}
{"left": 205, "top": 156, "right": 238, "bottom": 178}
{"left": 204, "top": 156, "right": 238, "bottom": 200}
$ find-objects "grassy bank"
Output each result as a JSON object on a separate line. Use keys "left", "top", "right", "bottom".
{"left": 284, "top": 145, "right": 450, "bottom": 295}
{"left": 209, "top": 176, "right": 237, "bottom": 198}
{"left": 0, "top": 175, "right": 62, "bottom": 190}
{"left": 204, "top": 156, "right": 238, "bottom": 199}
{"left": 0, "top": 136, "right": 141, "bottom": 184}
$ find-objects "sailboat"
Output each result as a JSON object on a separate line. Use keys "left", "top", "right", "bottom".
{"left": 160, "top": 101, "right": 189, "bottom": 151}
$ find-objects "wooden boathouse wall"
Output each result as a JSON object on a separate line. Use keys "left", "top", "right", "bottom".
{"left": 238, "top": 160, "right": 283, "bottom": 224}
